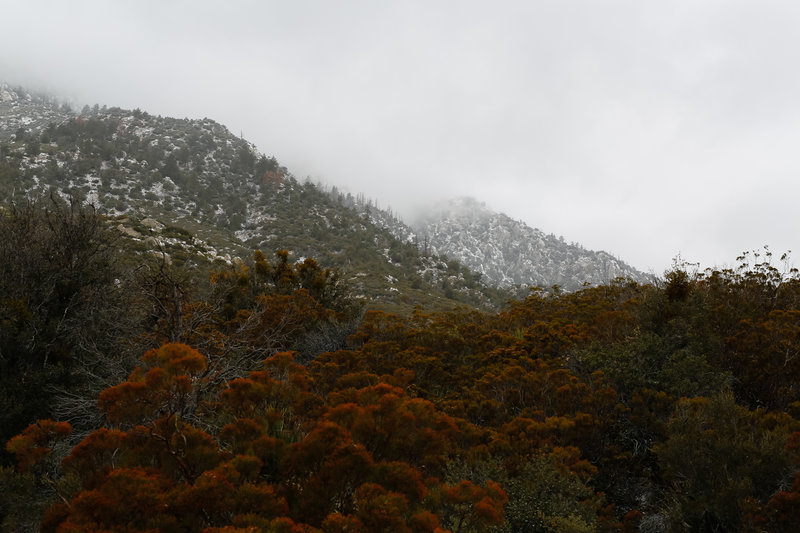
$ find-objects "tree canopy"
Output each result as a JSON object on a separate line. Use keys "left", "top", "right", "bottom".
{"left": 4, "top": 243, "right": 800, "bottom": 531}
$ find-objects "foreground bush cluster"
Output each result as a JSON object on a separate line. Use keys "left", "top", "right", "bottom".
{"left": 3, "top": 203, "right": 800, "bottom": 531}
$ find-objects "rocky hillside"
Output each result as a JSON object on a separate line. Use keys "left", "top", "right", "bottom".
{"left": 0, "top": 83, "right": 651, "bottom": 306}
{"left": 413, "top": 197, "right": 652, "bottom": 291}
{"left": 0, "top": 83, "right": 73, "bottom": 142}
{"left": 0, "top": 85, "right": 507, "bottom": 313}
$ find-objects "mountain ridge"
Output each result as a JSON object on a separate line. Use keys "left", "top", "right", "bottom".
{"left": 0, "top": 84, "right": 508, "bottom": 313}
{"left": 0, "top": 82, "right": 651, "bottom": 304}
{"left": 412, "top": 196, "right": 651, "bottom": 291}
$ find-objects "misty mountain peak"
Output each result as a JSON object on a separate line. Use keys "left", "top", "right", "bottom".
{"left": 416, "top": 196, "right": 489, "bottom": 222}
{"left": 414, "top": 196, "right": 651, "bottom": 291}
{"left": 1, "top": 83, "right": 651, "bottom": 303}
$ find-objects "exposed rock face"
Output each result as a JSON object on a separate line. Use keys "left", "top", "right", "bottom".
{"left": 140, "top": 218, "right": 165, "bottom": 233}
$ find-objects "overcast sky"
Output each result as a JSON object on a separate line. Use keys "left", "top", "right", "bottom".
{"left": 2, "top": 0, "right": 800, "bottom": 274}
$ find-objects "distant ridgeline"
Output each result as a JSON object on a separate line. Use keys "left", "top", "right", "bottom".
{"left": 0, "top": 83, "right": 74, "bottom": 142}
{"left": 0, "top": 82, "right": 648, "bottom": 308}
{"left": 413, "top": 197, "right": 652, "bottom": 291}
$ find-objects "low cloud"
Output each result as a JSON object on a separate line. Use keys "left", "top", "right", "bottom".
{"left": 2, "top": 0, "right": 799, "bottom": 273}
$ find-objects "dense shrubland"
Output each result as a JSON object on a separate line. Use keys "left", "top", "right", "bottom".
{"left": 3, "top": 201, "right": 800, "bottom": 532}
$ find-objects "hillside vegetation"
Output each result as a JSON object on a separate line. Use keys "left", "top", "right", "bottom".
{"left": 0, "top": 82, "right": 652, "bottom": 310}
{"left": 0, "top": 84, "right": 509, "bottom": 314}
{"left": 2, "top": 200, "right": 799, "bottom": 531}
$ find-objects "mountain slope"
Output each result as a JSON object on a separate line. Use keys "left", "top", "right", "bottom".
{"left": 0, "top": 86, "right": 507, "bottom": 313}
{"left": 0, "top": 83, "right": 73, "bottom": 142}
{"left": 413, "top": 197, "right": 652, "bottom": 291}
{"left": 1, "top": 83, "right": 651, "bottom": 305}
